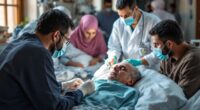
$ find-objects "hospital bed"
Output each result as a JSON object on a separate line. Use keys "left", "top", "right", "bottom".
{"left": 71, "top": 64, "right": 200, "bottom": 110}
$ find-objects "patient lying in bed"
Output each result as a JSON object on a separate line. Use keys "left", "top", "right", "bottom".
{"left": 81, "top": 62, "right": 141, "bottom": 109}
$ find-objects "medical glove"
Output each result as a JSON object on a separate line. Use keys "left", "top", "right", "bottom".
{"left": 124, "top": 59, "right": 142, "bottom": 66}
{"left": 78, "top": 80, "right": 95, "bottom": 96}
{"left": 62, "top": 78, "right": 84, "bottom": 90}
{"left": 105, "top": 56, "right": 117, "bottom": 66}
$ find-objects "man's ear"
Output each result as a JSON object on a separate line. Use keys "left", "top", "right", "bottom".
{"left": 166, "top": 40, "right": 174, "bottom": 49}
{"left": 52, "top": 31, "right": 60, "bottom": 42}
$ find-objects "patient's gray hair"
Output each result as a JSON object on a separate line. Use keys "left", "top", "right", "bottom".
{"left": 129, "top": 66, "right": 141, "bottom": 81}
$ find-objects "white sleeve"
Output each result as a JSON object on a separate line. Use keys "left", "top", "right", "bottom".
{"left": 107, "top": 21, "right": 122, "bottom": 61}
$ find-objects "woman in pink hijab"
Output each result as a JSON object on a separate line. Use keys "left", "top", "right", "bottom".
{"left": 68, "top": 15, "right": 107, "bottom": 67}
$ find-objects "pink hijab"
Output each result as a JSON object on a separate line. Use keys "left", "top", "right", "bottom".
{"left": 70, "top": 15, "right": 107, "bottom": 57}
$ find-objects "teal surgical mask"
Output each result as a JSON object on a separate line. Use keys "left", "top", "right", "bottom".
{"left": 52, "top": 31, "right": 70, "bottom": 58}
{"left": 52, "top": 42, "right": 67, "bottom": 58}
{"left": 122, "top": 16, "right": 135, "bottom": 26}
{"left": 153, "top": 48, "right": 169, "bottom": 60}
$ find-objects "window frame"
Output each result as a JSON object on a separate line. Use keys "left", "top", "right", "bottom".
{"left": 0, "top": 0, "right": 23, "bottom": 30}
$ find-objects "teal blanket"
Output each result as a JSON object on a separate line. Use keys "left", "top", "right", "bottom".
{"left": 82, "top": 80, "right": 139, "bottom": 109}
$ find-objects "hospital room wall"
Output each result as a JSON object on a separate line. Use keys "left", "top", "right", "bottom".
{"left": 23, "top": 0, "right": 37, "bottom": 22}
{"left": 178, "top": 0, "right": 196, "bottom": 42}
{"left": 22, "top": 0, "right": 197, "bottom": 42}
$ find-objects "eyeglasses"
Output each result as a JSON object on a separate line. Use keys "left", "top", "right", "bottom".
{"left": 60, "top": 31, "right": 70, "bottom": 46}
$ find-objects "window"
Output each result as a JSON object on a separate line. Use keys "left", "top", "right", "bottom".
{"left": 0, "top": 0, "right": 23, "bottom": 32}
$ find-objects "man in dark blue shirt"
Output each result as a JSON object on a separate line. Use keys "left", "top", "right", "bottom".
{"left": 96, "top": 0, "right": 119, "bottom": 45}
{"left": 0, "top": 9, "right": 94, "bottom": 110}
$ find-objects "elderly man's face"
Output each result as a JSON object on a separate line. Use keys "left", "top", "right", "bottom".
{"left": 108, "top": 62, "right": 136, "bottom": 86}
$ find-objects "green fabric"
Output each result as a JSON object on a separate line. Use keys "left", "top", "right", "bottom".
{"left": 82, "top": 80, "right": 139, "bottom": 109}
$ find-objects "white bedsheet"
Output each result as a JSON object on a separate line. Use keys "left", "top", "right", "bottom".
{"left": 180, "top": 89, "right": 200, "bottom": 110}
{"left": 93, "top": 65, "right": 187, "bottom": 110}
{"left": 134, "top": 66, "right": 187, "bottom": 110}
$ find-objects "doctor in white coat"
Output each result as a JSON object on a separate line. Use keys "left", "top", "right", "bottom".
{"left": 107, "top": 0, "right": 161, "bottom": 68}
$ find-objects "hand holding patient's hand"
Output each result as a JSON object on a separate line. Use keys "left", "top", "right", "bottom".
{"left": 89, "top": 58, "right": 99, "bottom": 66}
{"left": 123, "top": 58, "right": 142, "bottom": 66}
{"left": 78, "top": 80, "right": 95, "bottom": 96}
{"left": 66, "top": 61, "right": 84, "bottom": 68}
{"left": 62, "top": 78, "right": 84, "bottom": 90}
{"left": 105, "top": 56, "right": 117, "bottom": 66}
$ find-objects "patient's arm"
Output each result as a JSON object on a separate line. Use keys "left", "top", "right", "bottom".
{"left": 65, "top": 61, "right": 84, "bottom": 68}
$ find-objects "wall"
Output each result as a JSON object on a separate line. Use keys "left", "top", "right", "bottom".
{"left": 178, "top": 0, "right": 196, "bottom": 41}
{"left": 93, "top": 0, "right": 102, "bottom": 11}
{"left": 23, "top": 0, "right": 37, "bottom": 22}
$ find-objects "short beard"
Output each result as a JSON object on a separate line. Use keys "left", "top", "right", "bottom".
{"left": 49, "top": 43, "right": 56, "bottom": 55}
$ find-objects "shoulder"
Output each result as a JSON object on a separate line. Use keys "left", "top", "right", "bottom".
{"left": 183, "top": 47, "right": 200, "bottom": 61}
{"left": 113, "top": 18, "right": 125, "bottom": 29}
{"left": 17, "top": 41, "right": 50, "bottom": 60}
{"left": 143, "top": 11, "right": 161, "bottom": 25}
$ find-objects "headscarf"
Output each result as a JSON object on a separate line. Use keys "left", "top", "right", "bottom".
{"left": 70, "top": 15, "right": 107, "bottom": 57}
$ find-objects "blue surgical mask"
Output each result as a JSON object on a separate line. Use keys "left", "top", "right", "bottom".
{"left": 52, "top": 43, "right": 67, "bottom": 58}
{"left": 123, "top": 16, "right": 135, "bottom": 26}
{"left": 153, "top": 48, "right": 169, "bottom": 60}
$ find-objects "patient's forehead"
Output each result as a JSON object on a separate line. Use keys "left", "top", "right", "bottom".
{"left": 117, "top": 62, "right": 133, "bottom": 69}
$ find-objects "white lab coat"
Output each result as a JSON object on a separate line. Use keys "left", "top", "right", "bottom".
{"left": 107, "top": 11, "right": 161, "bottom": 67}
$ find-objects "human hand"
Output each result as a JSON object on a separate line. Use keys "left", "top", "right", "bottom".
{"left": 67, "top": 61, "right": 84, "bottom": 68}
{"left": 78, "top": 80, "right": 95, "bottom": 96}
{"left": 62, "top": 78, "right": 84, "bottom": 90}
{"left": 105, "top": 56, "right": 117, "bottom": 66}
{"left": 89, "top": 58, "right": 99, "bottom": 66}
{"left": 123, "top": 59, "right": 142, "bottom": 66}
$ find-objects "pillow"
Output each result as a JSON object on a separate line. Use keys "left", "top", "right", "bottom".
{"left": 180, "top": 89, "right": 200, "bottom": 110}
{"left": 134, "top": 66, "right": 187, "bottom": 110}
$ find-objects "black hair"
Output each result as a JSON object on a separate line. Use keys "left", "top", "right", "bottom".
{"left": 35, "top": 9, "right": 74, "bottom": 35}
{"left": 116, "top": 0, "right": 137, "bottom": 10}
{"left": 104, "top": 0, "right": 112, "bottom": 4}
{"left": 149, "top": 20, "right": 184, "bottom": 44}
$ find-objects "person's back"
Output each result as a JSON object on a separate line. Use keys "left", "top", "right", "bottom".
{"left": 96, "top": 10, "right": 118, "bottom": 43}
{"left": 151, "top": 0, "right": 176, "bottom": 21}
{"left": 0, "top": 34, "right": 51, "bottom": 110}
{"left": 0, "top": 9, "right": 95, "bottom": 110}
{"left": 96, "top": 0, "right": 118, "bottom": 44}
